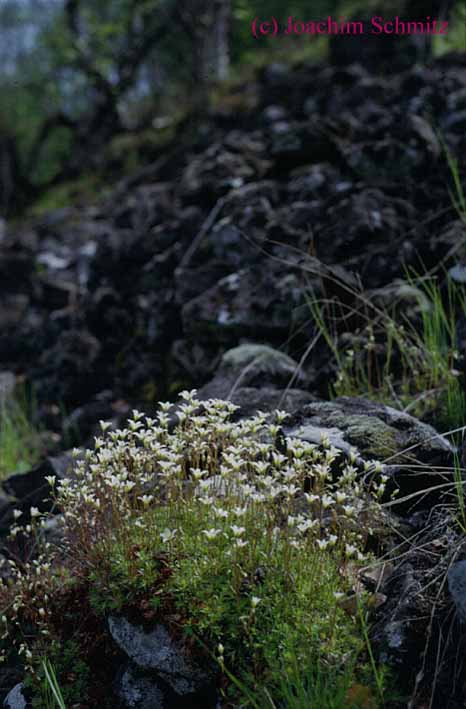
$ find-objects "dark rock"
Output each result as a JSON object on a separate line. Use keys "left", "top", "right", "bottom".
{"left": 444, "top": 110, "right": 466, "bottom": 133}
{"left": 108, "top": 616, "right": 215, "bottom": 698}
{"left": 0, "top": 296, "right": 29, "bottom": 329}
{"left": 448, "top": 561, "right": 466, "bottom": 623}
{"left": 227, "top": 387, "right": 313, "bottom": 419}
{"left": 371, "top": 508, "right": 465, "bottom": 706}
{"left": 62, "top": 394, "right": 122, "bottom": 446}
{"left": 374, "top": 562, "right": 426, "bottom": 669}
{"left": 40, "top": 515, "right": 65, "bottom": 546}
{"left": 262, "top": 105, "right": 288, "bottom": 124}
{"left": 0, "top": 494, "right": 15, "bottom": 533}
{"left": 3, "top": 684, "right": 26, "bottom": 709}
{"left": 0, "top": 668, "right": 22, "bottom": 705}
{"left": 3, "top": 452, "right": 74, "bottom": 512}
{"left": 367, "top": 279, "right": 430, "bottom": 320}
{"left": 448, "top": 87, "right": 466, "bottom": 111}
{"left": 448, "top": 263, "right": 466, "bottom": 284}
{"left": 116, "top": 667, "right": 166, "bottom": 709}
{"left": 182, "top": 265, "right": 305, "bottom": 344}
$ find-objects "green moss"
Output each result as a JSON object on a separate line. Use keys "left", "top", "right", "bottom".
{"left": 344, "top": 415, "right": 399, "bottom": 460}
{"left": 302, "top": 406, "right": 399, "bottom": 460}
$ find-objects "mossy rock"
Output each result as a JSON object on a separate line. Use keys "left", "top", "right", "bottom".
{"left": 222, "top": 344, "right": 299, "bottom": 377}
{"left": 287, "top": 396, "right": 453, "bottom": 468}
{"left": 343, "top": 415, "right": 400, "bottom": 460}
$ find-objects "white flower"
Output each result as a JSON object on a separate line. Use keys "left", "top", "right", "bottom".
{"left": 271, "top": 452, "right": 287, "bottom": 466}
{"left": 203, "top": 528, "right": 222, "bottom": 540}
{"left": 13, "top": 510, "right": 22, "bottom": 520}
{"left": 30, "top": 507, "right": 40, "bottom": 519}
{"left": 282, "top": 467, "right": 298, "bottom": 482}
{"left": 251, "top": 596, "right": 261, "bottom": 608}
{"left": 304, "top": 493, "right": 319, "bottom": 504}
{"left": 160, "top": 528, "right": 177, "bottom": 544}
{"left": 234, "top": 539, "right": 248, "bottom": 548}
{"left": 252, "top": 461, "right": 269, "bottom": 475}
{"left": 297, "top": 519, "right": 316, "bottom": 533}
{"left": 190, "top": 468, "right": 207, "bottom": 480}
{"left": 179, "top": 389, "right": 198, "bottom": 401}
{"left": 342, "top": 464, "right": 357, "bottom": 478}
{"left": 345, "top": 544, "right": 357, "bottom": 557}
{"left": 316, "top": 539, "right": 329, "bottom": 550}
{"left": 231, "top": 525, "right": 246, "bottom": 538}
{"left": 315, "top": 463, "right": 330, "bottom": 480}
{"left": 290, "top": 539, "right": 302, "bottom": 549}
{"left": 320, "top": 434, "right": 330, "bottom": 449}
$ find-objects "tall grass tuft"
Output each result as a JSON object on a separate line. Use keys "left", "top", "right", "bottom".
{"left": 41, "top": 659, "right": 67, "bottom": 709}
{"left": 308, "top": 273, "right": 466, "bottom": 433}
{"left": 0, "top": 392, "right": 41, "bottom": 479}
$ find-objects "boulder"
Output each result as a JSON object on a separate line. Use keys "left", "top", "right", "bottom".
{"left": 108, "top": 616, "right": 216, "bottom": 704}
{"left": 200, "top": 344, "right": 308, "bottom": 395}
{"left": 196, "top": 344, "right": 313, "bottom": 417}
{"left": 286, "top": 397, "right": 452, "bottom": 463}
{"left": 3, "top": 684, "right": 26, "bottom": 709}
{"left": 284, "top": 397, "right": 453, "bottom": 505}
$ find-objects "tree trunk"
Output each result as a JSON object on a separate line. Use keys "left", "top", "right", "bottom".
{"left": 210, "top": 0, "right": 231, "bottom": 82}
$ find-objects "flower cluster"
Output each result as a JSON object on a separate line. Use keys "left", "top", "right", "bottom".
{"left": 0, "top": 391, "right": 388, "bottom": 679}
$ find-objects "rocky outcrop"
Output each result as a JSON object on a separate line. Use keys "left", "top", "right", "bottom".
{"left": 0, "top": 54, "right": 464, "bottom": 442}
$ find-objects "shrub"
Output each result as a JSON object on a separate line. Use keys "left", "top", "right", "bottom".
{"left": 0, "top": 392, "right": 388, "bottom": 706}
